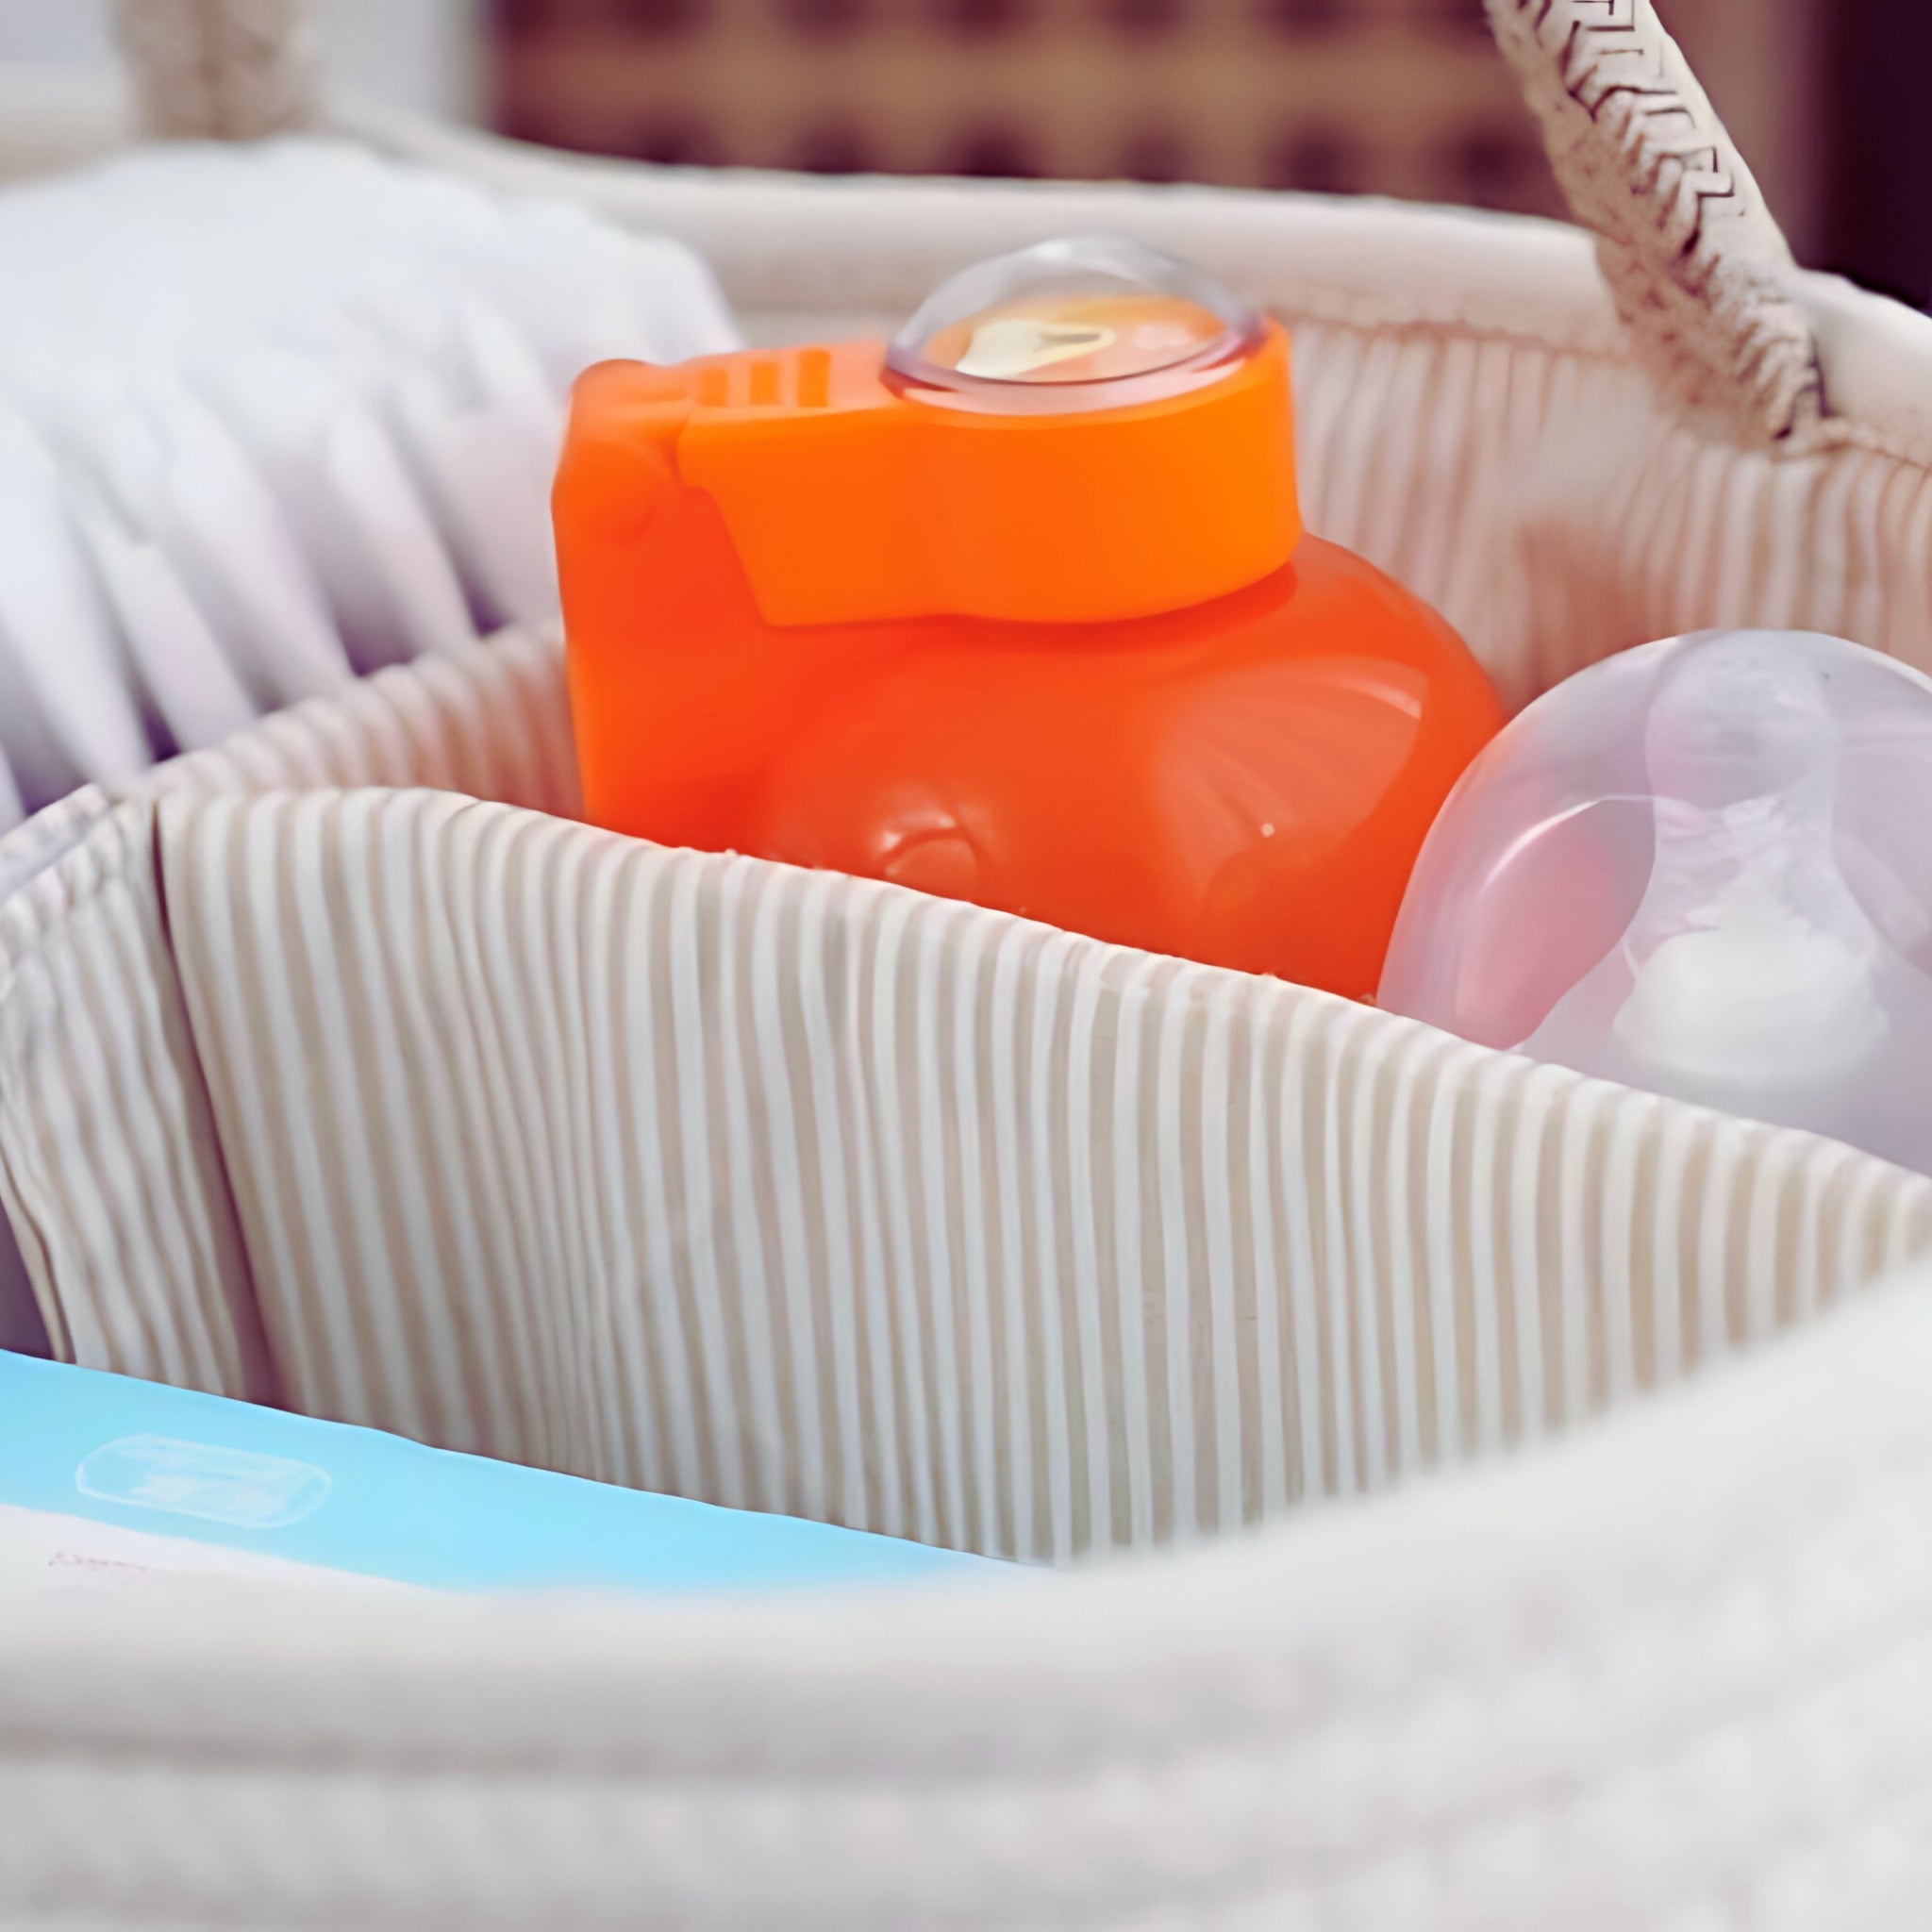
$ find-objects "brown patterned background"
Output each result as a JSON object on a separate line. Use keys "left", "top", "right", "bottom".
{"left": 493, "top": 0, "right": 1565, "bottom": 214}
{"left": 481, "top": 1, "right": 1932, "bottom": 304}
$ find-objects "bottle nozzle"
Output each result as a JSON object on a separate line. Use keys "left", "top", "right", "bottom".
{"left": 1587, "top": 641, "right": 1887, "bottom": 1086}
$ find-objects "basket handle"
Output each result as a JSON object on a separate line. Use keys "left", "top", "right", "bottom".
{"left": 1486, "top": 0, "right": 1826, "bottom": 450}
{"left": 110, "top": 0, "right": 1825, "bottom": 448}
{"left": 112, "top": 0, "right": 320, "bottom": 142}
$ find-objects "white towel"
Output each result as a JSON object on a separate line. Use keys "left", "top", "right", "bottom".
{"left": 0, "top": 137, "right": 739, "bottom": 811}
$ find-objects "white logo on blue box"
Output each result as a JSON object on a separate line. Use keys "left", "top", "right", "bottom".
{"left": 75, "top": 1436, "right": 331, "bottom": 1530}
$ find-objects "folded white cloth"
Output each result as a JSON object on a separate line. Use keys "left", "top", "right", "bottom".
{"left": 0, "top": 138, "right": 739, "bottom": 823}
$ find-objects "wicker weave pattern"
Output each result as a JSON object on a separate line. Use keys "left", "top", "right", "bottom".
{"left": 1487, "top": 0, "right": 1826, "bottom": 449}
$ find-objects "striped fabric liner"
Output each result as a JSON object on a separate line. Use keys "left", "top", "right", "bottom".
{"left": 0, "top": 801, "right": 267, "bottom": 1397}
{"left": 146, "top": 784, "right": 1932, "bottom": 1561}
{"left": 0, "top": 786, "right": 113, "bottom": 1354}
{"left": 1287, "top": 323, "right": 1932, "bottom": 712}
{"left": 0, "top": 632, "right": 577, "bottom": 1385}
{"left": 0, "top": 784, "right": 111, "bottom": 906}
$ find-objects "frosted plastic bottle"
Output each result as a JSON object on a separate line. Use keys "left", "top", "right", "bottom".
{"left": 1379, "top": 628, "right": 1932, "bottom": 1173}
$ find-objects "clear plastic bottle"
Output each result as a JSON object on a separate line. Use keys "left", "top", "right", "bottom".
{"left": 1378, "top": 628, "right": 1932, "bottom": 1173}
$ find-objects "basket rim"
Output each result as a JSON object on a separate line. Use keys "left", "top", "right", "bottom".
{"left": 340, "top": 99, "right": 1932, "bottom": 475}
{"left": 2, "top": 1257, "right": 1929, "bottom": 1748}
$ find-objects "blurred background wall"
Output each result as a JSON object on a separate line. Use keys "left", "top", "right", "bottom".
{"left": 491, "top": 0, "right": 1821, "bottom": 256}
{"left": 2, "top": 1, "right": 1925, "bottom": 303}
{"left": 0, "top": 0, "right": 486, "bottom": 125}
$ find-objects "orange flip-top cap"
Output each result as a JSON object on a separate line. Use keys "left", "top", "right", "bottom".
{"left": 565, "top": 322, "right": 1300, "bottom": 628}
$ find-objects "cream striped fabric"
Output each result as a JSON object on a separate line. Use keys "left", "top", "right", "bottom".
{"left": 0, "top": 630, "right": 576, "bottom": 1388}
{"left": 139, "top": 782, "right": 1931, "bottom": 1561}
{"left": 0, "top": 786, "right": 111, "bottom": 1354}
{"left": 1290, "top": 325, "right": 1932, "bottom": 713}
{"left": 10, "top": 1247, "right": 1932, "bottom": 1929}
{"left": 0, "top": 783, "right": 110, "bottom": 905}
{"left": 0, "top": 799, "right": 266, "bottom": 1395}
{"left": 150, "top": 623, "right": 580, "bottom": 817}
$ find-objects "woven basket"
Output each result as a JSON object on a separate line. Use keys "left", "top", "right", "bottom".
{"left": 8, "top": 2, "right": 1932, "bottom": 1923}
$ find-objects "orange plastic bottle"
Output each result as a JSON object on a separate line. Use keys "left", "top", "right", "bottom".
{"left": 555, "top": 238, "right": 1502, "bottom": 997}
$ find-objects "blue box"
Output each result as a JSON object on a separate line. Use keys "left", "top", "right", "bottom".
{"left": 0, "top": 1354, "right": 986, "bottom": 1594}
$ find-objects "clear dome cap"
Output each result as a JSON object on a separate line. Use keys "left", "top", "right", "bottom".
{"left": 1377, "top": 629, "right": 1932, "bottom": 1173}
{"left": 885, "top": 235, "right": 1260, "bottom": 412}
